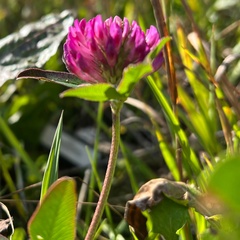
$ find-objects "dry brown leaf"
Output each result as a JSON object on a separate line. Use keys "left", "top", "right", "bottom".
{"left": 124, "top": 178, "right": 190, "bottom": 239}
{"left": 0, "top": 218, "right": 12, "bottom": 233}
{"left": 124, "top": 178, "right": 224, "bottom": 239}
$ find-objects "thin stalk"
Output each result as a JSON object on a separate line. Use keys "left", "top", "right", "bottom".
{"left": 150, "top": 0, "right": 177, "bottom": 106}
{"left": 151, "top": 0, "right": 183, "bottom": 179}
{"left": 84, "top": 102, "right": 104, "bottom": 232}
{"left": 85, "top": 100, "right": 123, "bottom": 240}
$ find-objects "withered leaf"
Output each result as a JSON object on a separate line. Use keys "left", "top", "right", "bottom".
{"left": 125, "top": 203, "right": 147, "bottom": 240}
{"left": 124, "top": 178, "right": 198, "bottom": 239}
{"left": 0, "top": 234, "right": 9, "bottom": 240}
{"left": 0, "top": 217, "right": 12, "bottom": 233}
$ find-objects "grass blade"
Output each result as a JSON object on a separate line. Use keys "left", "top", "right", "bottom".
{"left": 40, "top": 111, "right": 63, "bottom": 200}
{"left": 147, "top": 76, "right": 201, "bottom": 177}
{"left": 0, "top": 116, "right": 40, "bottom": 179}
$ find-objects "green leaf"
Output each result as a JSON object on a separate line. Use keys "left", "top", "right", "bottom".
{"left": 28, "top": 177, "right": 77, "bottom": 240}
{"left": 117, "top": 63, "right": 153, "bottom": 98}
{"left": 61, "top": 83, "right": 125, "bottom": 101}
{"left": 148, "top": 36, "right": 171, "bottom": 61}
{"left": 40, "top": 111, "right": 63, "bottom": 200}
{"left": 17, "top": 68, "right": 83, "bottom": 88}
{"left": 12, "top": 228, "right": 26, "bottom": 240}
{"left": 0, "top": 10, "right": 75, "bottom": 86}
{"left": 209, "top": 156, "right": 240, "bottom": 212}
{"left": 147, "top": 196, "right": 190, "bottom": 240}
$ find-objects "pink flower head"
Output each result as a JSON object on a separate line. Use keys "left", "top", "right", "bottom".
{"left": 63, "top": 15, "right": 163, "bottom": 84}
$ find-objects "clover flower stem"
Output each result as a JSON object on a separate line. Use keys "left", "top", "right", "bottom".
{"left": 85, "top": 100, "right": 123, "bottom": 240}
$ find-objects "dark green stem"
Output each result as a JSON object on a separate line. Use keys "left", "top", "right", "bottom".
{"left": 85, "top": 100, "right": 123, "bottom": 240}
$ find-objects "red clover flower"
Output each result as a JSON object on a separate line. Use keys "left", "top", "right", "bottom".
{"left": 63, "top": 15, "right": 163, "bottom": 85}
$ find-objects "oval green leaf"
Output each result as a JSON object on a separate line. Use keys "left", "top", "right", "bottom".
{"left": 147, "top": 196, "right": 190, "bottom": 240}
{"left": 28, "top": 177, "right": 77, "bottom": 240}
{"left": 117, "top": 63, "right": 152, "bottom": 98}
{"left": 208, "top": 156, "right": 240, "bottom": 212}
{"left": 61, "top": 83, "right": 125, "bottom": 101}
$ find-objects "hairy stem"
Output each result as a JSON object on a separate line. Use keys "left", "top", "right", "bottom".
{"left": 85, "top": 100, "right": 123, "bottom": 240}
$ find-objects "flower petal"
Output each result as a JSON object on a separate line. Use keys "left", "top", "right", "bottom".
{"left": 63, "top": 15, "right": 163, "bottom": 84}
